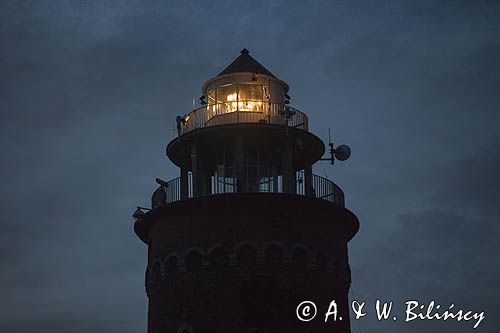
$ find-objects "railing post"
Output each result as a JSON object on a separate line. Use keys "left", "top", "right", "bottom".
{"left": 272, "top": 167, "right": 278, "bottom": 193}
{"left": 191, "top": 143, "right": 210, "bottom": 196}
{"left": 235, "top": 135, "right": 244, "bottom": 192}
{"left": 304, "top": 164, "right": 312, "bottom": 197}
{"left": 281, "top": 136, "right": 293, "bottom": 194}
{"left": 201, "top": 168, "right": 211, "bottom": 196}
{"left": 180, "top": 167, "right": 189, "bottom": 200}
{"left": 191, "top": 143, "right": 199, "bottom": 197}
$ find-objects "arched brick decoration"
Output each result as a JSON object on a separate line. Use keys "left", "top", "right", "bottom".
{"left": 207, "top": 242, "right": 225, "bottom": 255}
{"left": 209, "top": 246, "right": 229, "bottom": 269}
{"left": 236, "top": 243, "right": 257, "bottom": 274}
{"left": 291, "top": 245, "right": 310, "bottom": 270}
{"left": 149, "top": 243, "right": 341, "bottom": 276}
{"left": 148, "top": 257, "right": 163, "bottom": 274}
{"left": 234, "top": 241, "right": 258, "bottom": 252}
{"left": 264, "top": 243, "right": 285, "bottom": 266}
{"left": 165, "top": 255, "right": 179, "bottom": 274}
{"left": 176, "top": 322, "right": 194, "bottom": 333}
{"left": 184, "top": 250, "right": 203, "bottom": 273}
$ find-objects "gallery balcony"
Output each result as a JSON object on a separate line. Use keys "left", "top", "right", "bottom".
{"left": 178, "top": 102, "right": 308, "bottom": 135}
{"left": 151, "top": 171, "right": 345, "bottom": 209}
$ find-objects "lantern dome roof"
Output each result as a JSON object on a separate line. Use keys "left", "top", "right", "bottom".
{"left": 218, "top": 48, "right": 276, "bottom": 78}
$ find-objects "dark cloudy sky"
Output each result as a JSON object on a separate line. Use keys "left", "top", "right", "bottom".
{"left": 1, "top": 1, "right": 499, "bottom": 332}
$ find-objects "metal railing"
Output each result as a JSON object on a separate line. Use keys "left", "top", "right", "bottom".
{"left": 153, "top": 171, "right": 344, "bottom": 208}
{"left": 180, "top": 102, "right": 308, "bottom": 135}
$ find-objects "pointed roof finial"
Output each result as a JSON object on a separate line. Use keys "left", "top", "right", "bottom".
{"left": 240, "top": 48, "right": 250, "bottom": 55}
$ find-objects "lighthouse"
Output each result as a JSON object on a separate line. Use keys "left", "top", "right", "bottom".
{"left": 134, "top": 49, "right": 359, "bottom": 332}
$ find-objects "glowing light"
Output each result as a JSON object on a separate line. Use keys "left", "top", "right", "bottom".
{"left": 225, "top": 92, "right": 263, "bottom": 112}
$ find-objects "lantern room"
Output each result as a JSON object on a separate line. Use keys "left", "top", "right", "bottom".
{"left": 201, "top": 48, "right": 289, "bottom": 118}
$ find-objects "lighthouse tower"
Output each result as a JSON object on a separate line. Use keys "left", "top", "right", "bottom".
{"left": 134, "top": 49, "right": 359, "bottom": 333}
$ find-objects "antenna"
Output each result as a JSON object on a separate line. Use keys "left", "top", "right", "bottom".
{"left": 320, "top": 128, "right": 351, "bottom": 165}
{"left": 328, "top": 128, "right": 334, "bottom": 165}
